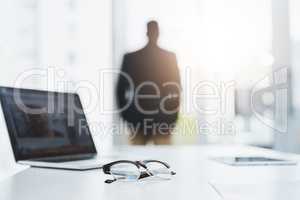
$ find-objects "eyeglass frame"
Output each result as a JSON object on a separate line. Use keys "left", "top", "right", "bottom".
{"left": 103, "top": 160, "right": 176, "bottom": 183}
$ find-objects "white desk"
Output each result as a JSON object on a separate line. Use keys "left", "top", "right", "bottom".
{"left": 0, "top": 145, "right": 300, "bottom": 200}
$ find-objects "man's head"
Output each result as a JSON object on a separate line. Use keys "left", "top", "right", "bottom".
{"left": 147, "top": 21, "right": 159, "bottom": 44}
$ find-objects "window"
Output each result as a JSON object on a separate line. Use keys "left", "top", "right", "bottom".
{"left": 113, "top": 0, "right": 273, "bottom": 145}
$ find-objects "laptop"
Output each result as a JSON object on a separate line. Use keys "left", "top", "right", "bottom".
{"left": 0, "top": 87, "right": 105, "bottom": 170}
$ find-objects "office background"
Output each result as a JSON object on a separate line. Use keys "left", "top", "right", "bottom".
{"left": 0, "top": 0, "right": 300, "bottom": 179}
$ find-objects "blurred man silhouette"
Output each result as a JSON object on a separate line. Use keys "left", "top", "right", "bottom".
{"left": 116, "top": 21, "right": 181, "bottom": 145}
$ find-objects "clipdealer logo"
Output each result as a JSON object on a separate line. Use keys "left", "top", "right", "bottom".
{"left": 251, "top": 67, "right": 288, "bottom": 133}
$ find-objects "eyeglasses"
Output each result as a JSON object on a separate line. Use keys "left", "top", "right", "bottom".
{"left": 102, "top": 160, "right": 176, "bottom": 184}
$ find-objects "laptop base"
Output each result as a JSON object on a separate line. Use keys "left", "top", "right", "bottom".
{"left": 18, "top": 159, "right": 104, "bottom": 171}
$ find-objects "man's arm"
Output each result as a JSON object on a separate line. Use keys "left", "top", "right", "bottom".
{"left": 172, "top": 53, "right": 181, "bottom": 89}
{"left": 116, "top": 54, "right": 130, "bottom": 111}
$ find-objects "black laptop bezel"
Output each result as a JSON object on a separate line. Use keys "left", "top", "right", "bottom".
{"left": 0, "top": 86, "right": 98, "bottom": 162}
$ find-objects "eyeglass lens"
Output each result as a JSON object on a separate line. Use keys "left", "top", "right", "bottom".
{"left": 110, "top": 163, "right": 140, "bottom": 181}
{"left": 144, "top": 161, "right": 172, "bottom": 179}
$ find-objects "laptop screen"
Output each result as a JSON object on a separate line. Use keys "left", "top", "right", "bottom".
{"left": 0, "top": 87, "right": 97, "bottom": 161}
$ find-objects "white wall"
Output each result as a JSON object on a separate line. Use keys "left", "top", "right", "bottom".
{"left": 279, "top": 0, "right": 300, "bottom": 153}
{"left": 272, "top": 0, "right": 300, "bottom": 153}
{"left": 290, "top": 0, "right": 300, "bottom": 108}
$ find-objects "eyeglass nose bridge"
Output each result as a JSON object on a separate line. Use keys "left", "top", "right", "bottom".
{"left": 136, "top": 161, "right": 154, "bottom": 176}
{"left": 136, "top": 161, "right": 147, "bottom": 168}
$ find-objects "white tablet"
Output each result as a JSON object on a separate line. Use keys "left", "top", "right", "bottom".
{"left": 212, "top": 156, "right": 297, "bottom": 166}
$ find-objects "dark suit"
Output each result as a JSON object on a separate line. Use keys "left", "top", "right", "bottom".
{"left": 116, "top": 45, "right": 181, "bottom": 135}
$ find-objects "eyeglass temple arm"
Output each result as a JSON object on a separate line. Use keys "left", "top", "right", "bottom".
{"left": 105, "top": 176, "right": 128, "bottom": 184}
